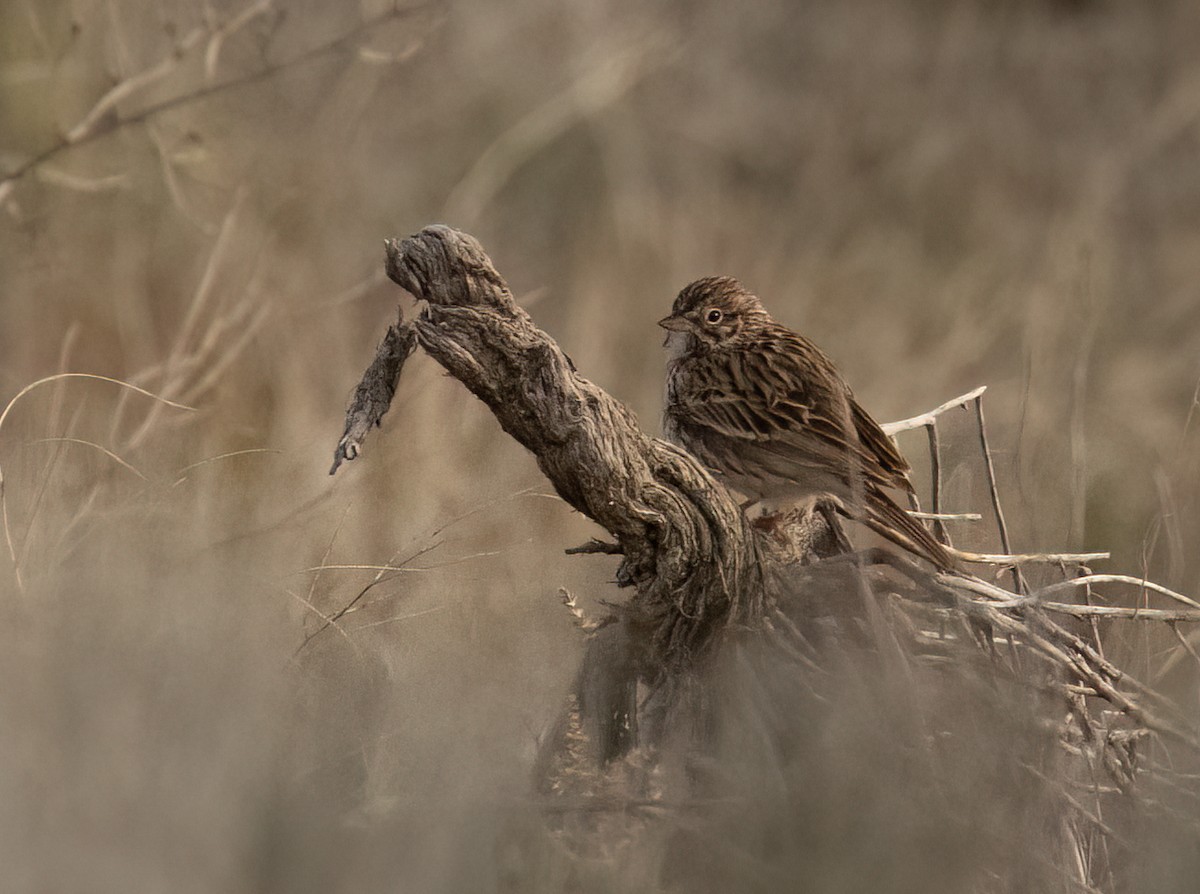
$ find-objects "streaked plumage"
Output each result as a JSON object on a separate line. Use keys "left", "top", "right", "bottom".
{"left": 660, "top": 276, "right": 955, "bottom": 571}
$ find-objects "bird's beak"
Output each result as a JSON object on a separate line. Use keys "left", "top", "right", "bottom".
{"left": 657, "top": 314, "right": 691, "bottom": 333}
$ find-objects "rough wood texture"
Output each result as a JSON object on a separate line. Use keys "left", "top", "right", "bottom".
{"left": 332, "top": 226, "right": 1200, "bottom": 891}
{"left": 330, "top": 318, "right": 416, "bottom": 475}
{"left": 382, "top": 225, "right": 773, "bottom": 672}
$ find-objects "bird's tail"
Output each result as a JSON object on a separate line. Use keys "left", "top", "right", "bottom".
{"left": 860, "top": 487, "right": 959, "bottom": 573}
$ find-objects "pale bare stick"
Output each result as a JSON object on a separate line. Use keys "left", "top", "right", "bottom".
{"left": 953, "top": 574, "right": 1200, "bottom": 623}
{"left": 909, "top": 511, "right": 982, "bottom": 521}
{"left": 921, "top": 560, "right": 1200, "bottom": 755}
{"left": 935, "top": 573, "right": 1028, "bottom": 605}
{"left": 299, "top": 563, "right": 433, "bottom": 575}
{"left": 956, "top": 550, "right": 1109, "bottom": 566}
{"left": 881, "top": 386, "right": 987, "bottom": 435}
{"left": 925, "top": 421, "right": 950, "bottom": 546}
{"left": 1034, "top": 575, "right": 1200, "bottom": 612}
{"left": 973, "top": 392, "right": 1025, "bottom": 594}
{"left": 1076, "top": 571, "right": 1104, "bottom": 659}
{"left": 1038, "top": 604, "right": 1200, "bottom": 623}
{"left": 888, "top": 387, "right": 1099, "bottom": 575}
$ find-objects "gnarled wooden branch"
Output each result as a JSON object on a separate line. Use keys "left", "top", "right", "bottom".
{"left": 330, "top": 226, "right": 1200, "bottom": 882}
{"left": 337, "top": 224, "right": 1200, "bottom": 753}
{"left": 378, "top": 225, "right": 767, "bottom": 670}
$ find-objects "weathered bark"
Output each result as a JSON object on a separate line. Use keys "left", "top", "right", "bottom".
{"left": 330, "top": 318, "right": 416, "bottom": 475}
{"left": 380, "top": 225, "right": 775, "bottom": 673}
{"left": 329, "top": 226, "right": 1200, "bottom": 891}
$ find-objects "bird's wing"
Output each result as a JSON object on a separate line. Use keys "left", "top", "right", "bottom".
{"left": 668, "top": 335, "right": 898, "bottom": 490}
{"left": 849, "top": 395, "right": 914, "bottom": 493}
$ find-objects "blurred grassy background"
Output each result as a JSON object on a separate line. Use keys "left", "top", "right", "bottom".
{"left": 2, "top": 0, "right": 1200, "bottom": 890}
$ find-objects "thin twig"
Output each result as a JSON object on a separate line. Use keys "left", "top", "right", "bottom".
{"left": 973, "top": 393, "right": 1026, "bottom": 594}
{"left": 565, "top": 538, "right": 623, "bottom": 555}
{"left": 171, "top": 448, "right": 282, "bottom": 486}
{"left": 1079, "top": 573, "right": 1105, "bottom": 659}
{"left": 349, "top": 605, "right": 447, "bottom": 632}
{"left": 295, "top": 539, "right": 444, "bottom": 654}
{"left": 27, "top": 437, "right": 149, "bottom": 481}
{"left": 299, "top": 551, "right": 504, "bottom": 575}
{"left": 1038, "top": 604, "right": 1200, "bottom": 623}
{"left": 1159, "top": 624, "right": 1200, "bottom": 691}
{"left": 281, "top": 586, "right": 359, "bottom": 656}
{"left": 924, "top": 422, "right": 951, "bottom": 546}
{"left": 299, "top": 486, "right": 553, "bottom": 652}
{"left": 306, "top": 501, "right": 353, "bottom": 612}
{"left": 957, "top": 550, "right": 1109, "bottom": 566}
{"left": 881, "top": 385, "right": 987, "bottom": 435}
{"left": 1034, "top": 575, "right": 1200, "bottom": 612}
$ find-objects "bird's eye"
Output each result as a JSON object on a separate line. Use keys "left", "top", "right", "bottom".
{"left": 705, "top": 308, "right": 723, "bottom": 324}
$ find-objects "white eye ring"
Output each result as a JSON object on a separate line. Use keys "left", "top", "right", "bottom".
{"left": 705, "top": 308, "right": 723, "bottom": 324}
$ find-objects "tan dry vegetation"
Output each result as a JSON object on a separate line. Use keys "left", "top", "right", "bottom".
{"left": 2, "top": 1, "right": 1200, "bottom": 891}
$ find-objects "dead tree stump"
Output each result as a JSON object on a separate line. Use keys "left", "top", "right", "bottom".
{"left": 331, "top": 225, "right": 1200, "bottom": 893}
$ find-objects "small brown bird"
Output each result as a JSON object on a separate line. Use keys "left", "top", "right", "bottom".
{"left": 660, "top": 276, "right": 955, "bottom": 571}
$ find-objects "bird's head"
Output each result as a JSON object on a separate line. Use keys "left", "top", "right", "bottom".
{"left": 658, "top": 276, "right": 768, "bottom": 352}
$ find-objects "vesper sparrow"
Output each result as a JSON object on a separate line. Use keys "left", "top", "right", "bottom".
{"left": 660, "top": 276, "right": 955, "bottom": 571}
